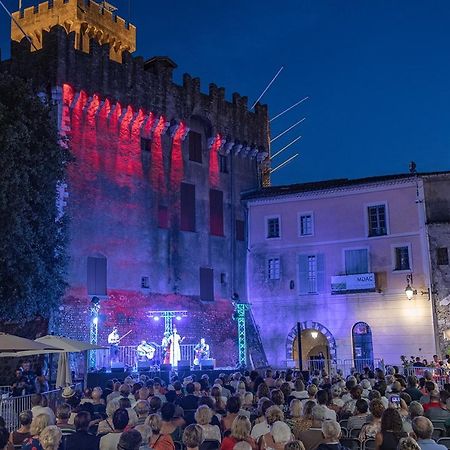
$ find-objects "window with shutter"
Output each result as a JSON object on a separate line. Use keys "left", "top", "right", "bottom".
{"left": 298, "top": 254, "right": 325, "bottom": 294}
{"left": 87, "top": 256, "right": 107, "bottom": 296}
{"left": 345, "top": 249, "right": 369, "bottom": 274}
{"left": 368, "top": 204, "right": 387, "bottom": 237}
{"left": 181, "top": 183, "right": 196, "bottom": 232}
{"left": 200, "top": 267, "right": 214, "bottom": 301}
{"left": 210, "top": 189, "right": 224, "bottom": 236}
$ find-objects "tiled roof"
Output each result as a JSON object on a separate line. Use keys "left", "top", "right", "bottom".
{"left": 242, "top": 171, "right": 450, "bottom": 200}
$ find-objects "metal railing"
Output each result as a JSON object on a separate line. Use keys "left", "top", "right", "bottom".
{"left": 94, "top": 344, "right": 197, "bottom": 369}
{"left": 285, "top": 358, "right": 383, "bottom": 376}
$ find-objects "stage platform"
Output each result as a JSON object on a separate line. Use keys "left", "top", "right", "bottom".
{"left": 87, "top": 368, "right": 237, "bottom": 388}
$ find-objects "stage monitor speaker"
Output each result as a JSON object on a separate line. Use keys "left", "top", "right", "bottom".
{"left": 160, "top": 364, "right": 172, "bottom": 371}
{"left": 200, "top": 359, "right": 215, "bottom": 370}
{"left": 111, "top": 362, "right": 125, "bottom": 373}
{"left": 137, "top": 361, "right": 152, "bottom": 371}
{"left": 178, "top": 360, "right": 190, "bottom": 370}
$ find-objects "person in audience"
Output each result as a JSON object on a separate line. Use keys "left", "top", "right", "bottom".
{"left": 234, "top": 441, "right": 253, "bottom": 450}
{"left": 9, "top": 409, "right": 32, "bottom": 447}
{"left": 424, "top": 391, "right": 450, "bottom": 422}
{"left": 149, "top": 396, "right": 162, "bottom": 415}
{"left": 220, "top": 415, "right": 255, "bottom": 450}
{"left": 342, "top": 386, "right": 363, "bottom": 418}
{"left": 22, "top": 414, "right": 51, "bottom": 450}
{"left": 397, "top": 437, "right": 422, "bottom": 450}
{"left": 405, "top": 377, "right": 422, "bottom": 402}
{"left": 419, "top": 383, "right": 436, "bottom": 405}
{"left": 211, "top": 386, "right": 227, "bottom": 414}
{"left": 98, "top": 398, "right": 120, "bottom": 434}
{"left": 329, "top": 386, "right": 344, "bottom": 413}
{"left": 295, "top": 401, "right": 316, "bottom": 437}
{"left": 55, "top": 404, "right": 75, "bottom": 435}
{"left": 302, "top": 386, "right": 318, "bottom": 407}
{"left": 348, "top": 398, "right": 370, "bottom": 431}
{"left": 99, "top": 408, "right": 129, "bottom": 450}
{"left": 291, "top": 380, "right": 308, "bottom": 401}
{"left": 117, "top": 429, "right": 143, "bottom": 450}
{"left": 411, "top": 416, "right": 447, "bottom": 450}
{"left": 222, "top": 396, "right": 243, "bottom": 432}
{"left": 91, "top": 387, "right": 106, "bottom": 415}
{"left": 285, "top": 399, "right": 303, "bottom": 438}
{"left": 134, "top": 400, "right": 150, "bottom": 426}
{"left": 146, "top": 414, "right": 175, "bottom": 450}
{"left": 107, "top": 382, "right": 121, "bottom": 403}
{"left": 297, "top": 405, "right": 326, "bottom": 450}
{"left": 176, "top": 383, "right": 199, "bottom": 411}
{"left": 119, "top": 398, "right": 138, "bottom": 426}
{"left": 261, "top": 421, "right": 292, "bottom": 450}
{"left": 403, "top": 401, "right": 424, "bottom": 434}
{"left": 358, "top": 399, "right": 385, "bottom": 441}
{"left": 39, "top": 426, "right": 62, "bottom": 450}
{"left": 271, "top": 390, "right": 286, "bottom": 411}
{"left": 258, "top": 406, "right": 285, "bottom": 447}
{"left": 160, "top": 403, "right": 183, "bottom": 442}
{"left": 316, "top": 391, "right": 336, "bottom": 422}
{"left": 195, "top": 405, "right": 221, "bottom": 442}
{"left": 34, "top": 369, "right": 49, "bottom": 395}
{"left": 0, "top": 427, "right": 8, "bottom": 450}
{"left": 134, "top": 424, "right": 152, "bottom": 449}
{"left": 374, "top": 408, "right": 407, "bottom": 450}
{"left": 316, "top": 421, "right": 345, "bottom": 450}
{"left": 250, "top": 400, "right": 273, "bottom": 440}
{"left": 256, "top": 384, "right": 271, "bottom": 402}
{"left": 264, "top": 370, "right": 275, "bottom": 389}
{"left": 284, "top": 441, "right": 305, "bottom": 450}
{"left": 183, "top": 424, "right": 204, "bottom": 450}
{"left": 30, "top": 394, "right": 56, "bottom": 425}
{"left": 65, "top": 411, "right": 100, "bottom": 450}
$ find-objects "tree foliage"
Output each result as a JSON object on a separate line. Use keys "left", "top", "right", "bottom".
{"left": 0, "top": 73, "right": 70, "bottom": 321}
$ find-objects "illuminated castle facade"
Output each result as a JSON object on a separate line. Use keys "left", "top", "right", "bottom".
{"left": 3, "top": 0, "right": 270, "bottom": 367}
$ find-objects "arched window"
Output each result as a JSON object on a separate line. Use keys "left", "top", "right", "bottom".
{"left": 352, "top": 322, "right": 374, "bottom": 369}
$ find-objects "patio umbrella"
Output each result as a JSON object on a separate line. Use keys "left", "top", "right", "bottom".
{"left": 0, "top": 333, "right": 63, "bottom": 355}
{"left": 56, "top": 352, "right": 72, "bottom": 388}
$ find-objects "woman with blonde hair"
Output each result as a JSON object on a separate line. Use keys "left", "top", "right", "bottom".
{"left": 397, "top": 437, "right": 421, "bottom": 450}
{"left": 195, "top": 405, "right": 221, "bottom": 442}
{"left": 22, "top": 414, "right": 51, "bottom": 450}
{"left": 182, "top": 424, "right": 204, "bottom": 450}
{"left": 97, "top": 397, "right": 120, "bottom": 434}
{"left": 145, "top": 414, "right": 175, "bottom": 450}
{"left": 220, "top": 415, "right": 255, "bottom": 450}
{"left": 39, "top": 426, "right": 62, "bottom": 450}
{"left": 285, "top": 399, "right": 303, "bottom": 438}
{"left": 258, "top": 406, "right": 285, "bottom": 450}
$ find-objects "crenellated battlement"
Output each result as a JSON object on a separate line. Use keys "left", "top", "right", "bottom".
{"left": 11, "top": 0, "right": 136, "bottom": 63}
{"left": 6, "top": 26, "right": 270, "bottom": 151}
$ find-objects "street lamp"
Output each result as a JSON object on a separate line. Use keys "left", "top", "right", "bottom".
{"left": 311, "top": 331, "right": 318, "bottom": 339}
{"left": 405, "top": 274, "right": 415, "bottom": 300}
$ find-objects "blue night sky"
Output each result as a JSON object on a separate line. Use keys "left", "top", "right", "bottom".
{"left": 1, "top": 0, "right": 450, "bottom": 185}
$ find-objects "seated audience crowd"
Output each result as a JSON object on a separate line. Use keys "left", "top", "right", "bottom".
{"left": 2, "top": 365, "right": 450, "bottom": 450}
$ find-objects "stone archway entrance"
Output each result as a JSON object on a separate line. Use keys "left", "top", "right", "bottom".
{"left": 286, "top": 321, "right": 337, "bottom": 370}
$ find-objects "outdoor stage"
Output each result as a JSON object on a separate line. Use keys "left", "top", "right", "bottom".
{"left": 86, "top": 368, "right": 237, "bottom": 388}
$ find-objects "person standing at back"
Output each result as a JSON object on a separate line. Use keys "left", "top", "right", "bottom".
{"left": 65, "top": 411, "right": 100, "bottom": 450}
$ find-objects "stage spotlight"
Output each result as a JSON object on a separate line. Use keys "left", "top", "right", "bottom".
{"left": 153, "top": 316, "right": 160, "bottom": 321}
{"left": 176, "top": 315, "right": 182, "bottom": 321}
{"left": 93, "top": 317, "right": 98, "bottom": 325}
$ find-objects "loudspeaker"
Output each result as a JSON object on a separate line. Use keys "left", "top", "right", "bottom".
{"left": 160, "top": 364, "right": 172, "bottom": 371}
{"left": 200, "top": 359, "right": 215, "bottom": 370}
{"left": 111, "top": 362, "right": 125, "bottom": 373}
{"left": 177, "top": 360, "right": 190, "bottom": 370}
{"left": 137, "top": 361, "right": 152, "bottom": 371}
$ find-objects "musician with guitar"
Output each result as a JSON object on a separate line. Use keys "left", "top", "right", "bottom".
{"left": 107, "top": 327, "right": 132, "bottom": 363}
{"left": 194, "top": 338, "right": 210, "bottom": 366}
{"left": 136, "top": 340, "right": 156, "bottom": 361}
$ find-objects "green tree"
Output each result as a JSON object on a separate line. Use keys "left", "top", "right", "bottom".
{"left": 0, "top": 73, "right": 70, "bottom": 320}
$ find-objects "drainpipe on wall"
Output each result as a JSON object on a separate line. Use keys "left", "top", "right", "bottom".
{"left": 417, "top": 177, "right": 440, "bottom": 354}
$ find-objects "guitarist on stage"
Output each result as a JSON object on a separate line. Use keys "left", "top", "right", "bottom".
{"left": 108, "top": 326, "right": 120, "bottom": 362}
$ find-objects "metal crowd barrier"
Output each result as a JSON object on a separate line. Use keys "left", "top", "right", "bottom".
{"left": 285, "top": 358, "right": 383, "bottom": 376}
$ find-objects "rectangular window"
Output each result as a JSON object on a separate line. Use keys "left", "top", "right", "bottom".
{"left": 200, "top": 267, "right": 214, "bottom": 301}
{"left": 210, "top": 189, "right": 224, "bottom": 236}
{"left": 141, "top": 276, "right": 149, "bottom": 289}
{"left": 394, "top": 246, "right": 411, "bottom": 271}
{"left": 299, "top": 213, "right": 313, "bottom": 236}
{"left": 140, "top": 137, "right": 151, "bottom": 152}
{"left": 298, "top": 254, "right": 325, "bottom": 294}
{"left": 368, "top": 204, "right": 387, "bottom": 237}
{"left": 219, "top": 154, "right": 228, "bottom": 173}
{"left": 267, "top": 257, "right": 281, "bottom": 280}
{"left": 437, "top": 248, "right": 449, "bottom": 266}
{"left": 345, "top": 249, "right": 369, "bottom": 275}
{"left": 236, "top": 220, "right": 245, "bottom": 241}
{"left": 181, "top": 182, "right": 196, "bottom": 232}
{"left": 158, "top": 205, "right": 168, "bottom": 229}
{"left": 87, "top": 256, "right": 107, "bottom": 296}
{"left": 188, "top": 131, "right": 202, "bottom": 163}
{"left": 266, "top": 217, "right": 280, "bottom": 239}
